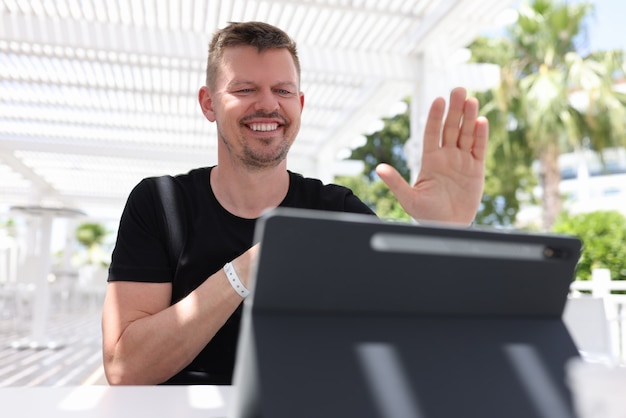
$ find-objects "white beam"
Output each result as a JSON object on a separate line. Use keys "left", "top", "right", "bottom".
{"left": 313, "top": 78, "right": 414, "bottom": 180}
{"left": 0, "top": 136, "right": 213, "bottom": 164}
{"left": 0, "top": 13, "right": 418, "bottom": 82}
{"left": 299, "top": 46, "right": 416, "bottom": 82}
{"left": 0, "top": 142, "right": 60, "bottom": 198}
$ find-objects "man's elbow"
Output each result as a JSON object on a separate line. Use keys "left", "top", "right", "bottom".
{"left": 103, "top": 356, "right": 151, "bottom": 386}
{"left": 104, "top": 361, "right": 134, "bottom": 386}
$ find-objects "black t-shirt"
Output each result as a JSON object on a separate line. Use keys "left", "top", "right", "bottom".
{"left": 108, "top": 166, "right": 375, "bottom": 384}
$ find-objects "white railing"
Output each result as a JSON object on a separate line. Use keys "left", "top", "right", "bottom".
{"left": 569, "top": 268, "right": 626, "bottom": 364}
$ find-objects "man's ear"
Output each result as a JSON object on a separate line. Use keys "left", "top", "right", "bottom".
{"left": 198, "top": 86, "right": 216, "bottom": 122}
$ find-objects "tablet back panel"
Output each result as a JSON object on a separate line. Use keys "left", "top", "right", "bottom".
{"left": 231, "top": 208, "right": 582, "bottom": 418}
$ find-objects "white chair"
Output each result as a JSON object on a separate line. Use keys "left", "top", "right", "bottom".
{"left": 563, "top": 296, "right": 613, "bottom": 361}
{"left": 75, "top": 264, "right": 108, "bottom": 311}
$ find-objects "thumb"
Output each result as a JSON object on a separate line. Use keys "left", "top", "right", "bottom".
{"left": 376, "top": 163, "right": 411, "bottom": 202}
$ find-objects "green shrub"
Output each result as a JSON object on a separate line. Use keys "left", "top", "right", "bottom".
{"left": 552, "top": 210, "right": 626, "bottom": 281}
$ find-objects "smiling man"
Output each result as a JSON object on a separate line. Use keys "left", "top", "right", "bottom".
{"left": 201, "top": 46, "right": 303, "bottom": 170}
{"left": 101, "top": 21, "right": 488, "bottom": 386}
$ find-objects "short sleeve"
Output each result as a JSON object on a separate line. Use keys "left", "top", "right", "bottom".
{"left": 108, "top": 178, "right": 173, "bottom": 283}
{"left": 342, "top": 188, "right": 376, "bottom": 215}
{"left": 283, "top": 172, "right": 376, "bottom": 216}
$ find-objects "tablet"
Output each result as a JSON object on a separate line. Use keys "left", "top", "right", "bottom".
{"left": 232, "top": 208, "right": 582, "bottom": 418}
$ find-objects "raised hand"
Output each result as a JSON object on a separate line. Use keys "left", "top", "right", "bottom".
{"left": 376, "top": 87, "right": 488, "bottom": 225}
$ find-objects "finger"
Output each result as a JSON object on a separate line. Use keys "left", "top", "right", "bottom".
{"left": 376, "top": 163, "right": 411, "bottom": 204}
{"left": 471, "top": 116, "right": 489, "bottom": 161}
{"left": 458, "top": 97, "right": 479, "bottom": 151}
{"left": 441, "top": 87, "right": 467, "bottom": 148}
{"left": 422, "top": 96, "right": 446, "bottom": 154}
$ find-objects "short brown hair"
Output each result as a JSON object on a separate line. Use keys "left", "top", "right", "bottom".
{"left": 205, "top": 21, "right": 301, "bottom": 89}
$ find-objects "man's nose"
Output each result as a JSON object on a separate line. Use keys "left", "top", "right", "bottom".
{"left": 254, "top": 89, "right": 279, "bottom": 112}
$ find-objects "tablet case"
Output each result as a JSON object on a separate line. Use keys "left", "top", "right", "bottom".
{"left": 231, "top": 208, "right": 582, "bottom": 418}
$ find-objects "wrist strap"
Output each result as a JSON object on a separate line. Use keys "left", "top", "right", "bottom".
{"left": 223, "top": 262, "right": 250, "bottom": 298}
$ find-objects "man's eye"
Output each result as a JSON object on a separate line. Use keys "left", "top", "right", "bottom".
{"left": 276, "top": 89, "right": 292, "bottom": 95}
{"left": 237, "top": 88, "right": 253, "bottom": 93}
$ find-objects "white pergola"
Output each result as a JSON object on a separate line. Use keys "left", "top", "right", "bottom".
{"left": 0, "top": 0, "right": 515, "bottom": 220}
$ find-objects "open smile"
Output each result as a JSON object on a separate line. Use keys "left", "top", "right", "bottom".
{"left": 247, "top": 122, "right": 280, "bottom": 132}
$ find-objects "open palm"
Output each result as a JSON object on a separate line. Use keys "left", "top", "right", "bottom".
{"left": 377, "top": 87, "right": 489, "bottom": 225}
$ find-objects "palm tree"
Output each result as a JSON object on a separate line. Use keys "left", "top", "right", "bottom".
{"left": 471, "top": 0, "right": 626, "bottom": 230}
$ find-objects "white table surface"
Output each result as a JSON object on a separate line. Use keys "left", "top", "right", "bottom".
{"left": 0, "top": 385, "right": 234, "bottom": 418}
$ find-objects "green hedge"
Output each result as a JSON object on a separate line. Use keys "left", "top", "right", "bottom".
{"left": 552, "top": 210, "right": 626, "bottom": 281}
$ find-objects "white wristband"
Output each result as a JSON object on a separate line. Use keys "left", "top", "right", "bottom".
{"left": 223, "top": 262, "right": 250, "bottom": 298}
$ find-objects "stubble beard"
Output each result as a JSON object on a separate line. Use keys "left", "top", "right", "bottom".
{"left": 241, "top": 135, "right": 291, "bottom": 169}
{"left": 218, "top": 127, "right": 293, "bottom": 171}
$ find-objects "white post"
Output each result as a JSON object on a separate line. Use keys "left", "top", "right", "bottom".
{"left": 592, "top": 268, "right": 619, "bottom": 361}
{"left": 9, "top": 205, "right": 84, "bottom": 349}
{"left": 591, "top": 268, "right": 611, "bottom": 298}
{"left": 405, "top": 51, "right": 435, "bottom": 186}
{"left": 30, "top": 212, "right": 54, "bottom": 347}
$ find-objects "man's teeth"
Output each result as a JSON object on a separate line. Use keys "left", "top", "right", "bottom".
{"left": 249, "top": 123, "right": 279, "bottom": 131}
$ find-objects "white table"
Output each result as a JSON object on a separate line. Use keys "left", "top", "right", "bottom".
{"left": 0, "top": 385, "right": 234, "bottom": 418}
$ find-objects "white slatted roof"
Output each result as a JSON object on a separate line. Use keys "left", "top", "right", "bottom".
{"left": 0, "top": 0, "right": 515, "bottom": 219}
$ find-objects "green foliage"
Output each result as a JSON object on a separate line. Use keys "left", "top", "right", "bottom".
{"left": 512, "top": 0, "right": 592, "bottom": 71}
{"left": 347, "top": 102, "right": 411, "bottom": 182}
{"left": 334, "top": 99, "right": 411, "bottom": 221}
{"left": 76, "top": 222, "right": 109, "bottom": 249}
{"left": 469, "top": 37, "right": 516, "bottom": 68}
{"left": 75, "top": 222, "right": 111, "bottom": 267}
{"left": 337, "top": 0, "right": 626, "bottom": 229}
{"left": 0, "top": 217, "right": 15, "bottom": 237}
{"left": 469, "top": 0, "right": 626, "bottom": 229}
{"left": 552, "top": 211, "right": 626, "bottom": 281}
{"left": 335, "top": 175, "right": 410, "bottom": 221}
{"left": 472, "top": 87, "right": 538, "bottom": 226}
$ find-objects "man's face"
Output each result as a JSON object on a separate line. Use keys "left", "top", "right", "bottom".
{"left": 203, "top": 46, "right": 304, "bottom": 169}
